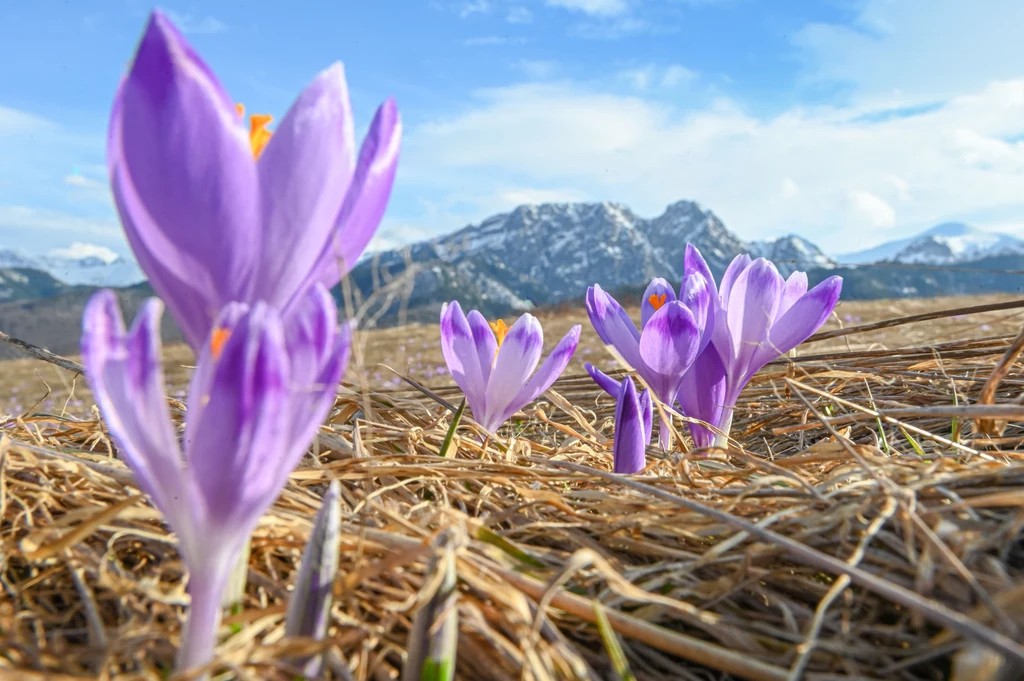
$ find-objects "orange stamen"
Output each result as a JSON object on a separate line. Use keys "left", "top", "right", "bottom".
{"left": 489, "top": 319, "right": 509, "bottom": 348}
{"left": 210, "top": 327, "right": 232, "bottom": 360}
{"left": 236, "top": 103, "right": 273, "bottom": 159}
{"left": 648, "top": 293, "right": 667, "bottom": 311}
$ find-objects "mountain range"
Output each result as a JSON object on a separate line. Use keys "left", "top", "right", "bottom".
{"left": 2, "top": 201, "right": 1024, "bottom": 359}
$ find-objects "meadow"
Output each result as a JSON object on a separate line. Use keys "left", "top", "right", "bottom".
{"left": 3, "top": 292, "right": 1024, "bottom": 680}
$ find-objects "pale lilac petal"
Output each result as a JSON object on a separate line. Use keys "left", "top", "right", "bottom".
{"left": 680, "top": 271, "right": 713, "bottom": 354}
{"left": 185, "top": 303, "right": 291, "bottom": 530}
{"left": 253, "top": 64, "right": 355, "bottom": 309}
{"left": 585, "top": 361, "right": 620, "bottom": 397}
{"left": 759, "top": 276, "right": 843, "bottom": 368}
{"left": 719, "top": 254, "right": 752, "bottom": 308}
{"left": 311, "top": 99, "right": 402, "bottom": 289}
{"left": 440, "top": 302, "right": 486, "bottom": 417}
{"left": 640, "top": 278, "right": 677, "bottom": 328}
{"left": 776, "top": 271, "right": 809, "bottom": 321}
{"left": 185, "top": 301, "right": 250, "bottom": 419}
{"left": 111, "top": 12, "right": 258, "bottom": 350}
{"left": 724, "top": 258, "right": 783, "bottom": 380}
{"left": 282, "top": 284, "right": 340, "bottom": 385}
{"left": 678, "top": 348, "right": 727, "bottom": 449}
{"left": 637, "top": 301, "right": 699, "bottom": 402}
{"left": 466, "top": 310, "right": 499, "bottom": 386}
{"left": 500, "top": 325, "right": 581, "bottom": 423}
{"left": 683, "top": 244, "right": 717, "bottom": 299}
{"left": 638, "top": 389, "right": 653, "bottom": 445}
{"left": 586, "top": 284, "right": 644, "bottom": 371}
{"left": 613, "top": 378, "right": 646, "bottom": 475}
{"left": 80, "top": 292, "right": 190, "bottom": 537}
{"left": 482, "top": 314, "right": 543, "bottom": 431}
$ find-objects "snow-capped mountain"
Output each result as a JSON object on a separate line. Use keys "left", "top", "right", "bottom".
{"left": 348, "top": 200, "right": 836, "bottom": 322}
{"left": 0, "top": 243, "right": 145, "bottom": 287}
{"left": 749, "top": 234, "right": 836, "bottom": 276}
{"left": 836, "top": 222, "right": 1024, "bottom": 265}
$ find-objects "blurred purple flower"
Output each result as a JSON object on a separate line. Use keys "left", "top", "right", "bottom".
{"left": 440, "top": 302, "right": 580, "bottom": 434}
{"left": 109, "top": 11, "right": 401, "bottom": 351}
{"left": 81, "top": 286, "right": 349, "bottom": 674}
{"left": 680, "top": 247, "right": 842, "bottom": 445}
{"left": 585, "top": 363, "right": 652, "bottom": 473}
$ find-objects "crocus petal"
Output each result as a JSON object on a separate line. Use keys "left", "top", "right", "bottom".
{"left": 311, "top": 99, "right": 402, "bottom": 289}
{"left": 683, "top": 244, "right": 717, "bottom": 299}
{"left": 282, "top": 284, "right": 340, "bottom": 385}
{"left": 776, "top": 271, "right": 809, "bottom": 321}
{"left": 499, "top": 325, "right": 581, "bottom": 424}
{"left": 184, "top": 303, "right": 292, "bottom": 533}
{"left": 637, "top": 301, "right": 700, "bottom": 402}
{"left": 761, "top": 275, "right": 843, "bottom": 367}
{"left": 185, "top": 301, "right": 250, "bottom": 418}
{"left": 723, "top": 258, "right": 783, "bottom": 382}
{"left": 719, "top": 254, "right": 752, "bottom": 308}
{"left": 482, "top": 314, "right": 543, "bottom": 431}
{"left": 638, "top": 388, "right": 653, "bottom": 445}
{"left": 111, "top": 11, "right": 258, "bottom": 350}
{"left": 586, "top": 284, "right": 644, "bottom": 372}
{"left": 678, "top": 348, "right": 727, "bottom": 450}
{"left": 640, "top": 278, "right": 677, "bottom": 328}
{"left": 584, "top": 361, "right": 621, "bottom": 397}
{"left": 253, "top": 64, "right": 356, "bottom": 309}
{"left": 680, "top": 271, "right": 713, "bottom": 354}
{"left": 440, "top": 302, "right": 487, "bottom": 416}
{"left": 613, "top": 378, "right": 646, "bottom": 475}
{"left": 466, "top": 310, "right": 499, "bottom": 386}
{"left": 80, "top": 291, "right": 191, "bottom": 540}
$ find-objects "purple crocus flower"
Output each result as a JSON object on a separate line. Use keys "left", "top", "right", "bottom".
{"left": 109, "top": 11, "right": 401, "bottom": 351}
{"left": 679, "top": 245, "right": 842, "bottom": 445}
{"left": 585, "top": 363, "right": 652, "bottom": 473}
{"left": 81, "top": 286, "right": 349, "bottom": 674}
{"left": 440, "top": 302, "right": 580, "bottom": 434}
{"left": 585, "top": 275, "right": 707, "bottom": 449}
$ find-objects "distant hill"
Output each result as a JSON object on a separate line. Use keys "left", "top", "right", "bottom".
{"left": 3, "top": 199, "right": 1024, "bottom": 361}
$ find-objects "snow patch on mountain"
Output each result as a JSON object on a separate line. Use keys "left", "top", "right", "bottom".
{"left": 0, "top": 243, "right": 145, "bottom": 287}
{"left": 836, "top": 222, "right": 1024, "bottom": 265}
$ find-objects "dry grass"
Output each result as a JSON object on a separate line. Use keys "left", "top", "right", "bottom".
{"left": 3, "top": 293, "right": 1024, "bottom": 680}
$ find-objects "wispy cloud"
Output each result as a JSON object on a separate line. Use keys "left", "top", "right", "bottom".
{"left": 163, "top": 10, "right": 227, "bottom": 35}
{"left": 0, "top": 106, "right": 55, "bottom": 135}
{"left": 506, "top": 6, "right": 533, "bottom": 23}
{"left": 618, "top": 63, "right": 696, "bottom": 91}
{"left": 546, "top": 0, "right": 629, "bottom": 17}
{"left": 0, "top": 205, "right": 120, "bottom": 237}
{"left": 512, "top": 59, "right": 558, "bottom": 79}
{"left": 459, "top": 0, "right": 491, "bottom": 18}
{"left": 464, "top": 35, "right": 529, "bottom": 46}
{"left": 570, "top": 17, "right": 650, "bottom": 40}
{"left": 402, "top": 77, "right": 1024, "bottom": 252}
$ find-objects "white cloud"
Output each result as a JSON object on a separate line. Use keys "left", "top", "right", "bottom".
{"left": 0, "top": 205, "right": 120, "bottom": 237}
{"left": 401, "top": 77, "right": 1024, "bottom": 253}
{"left": 506, "top": 6, "right": 533, "bottom": 23}
{"left": 513, "top": 59, "right": 558, "bottom": 79}
{"left": 546, "top": 0, "right": 628, "bottom": 16}
{"left": 0, "top": 106, "right": 54, "bottom": 135}
{"left": 464, "top": 35, "right": 528, "bottom": 46}
{"left": 571, "top": 17, "right": 648, "bottom": 39}
{"left": 780, "top": 178, "right": 800, "bottom": 199}
{"left": 849, "top": 191, "right": 896, "bottom": 227}
{"left": 459, "top": 0, "right": 491, "bottom": 17}
{"left": 794, "top": 0, "right": 1024, "bottom": 102}
{"left": 619, "top": 63, "right": 696, "bottom": 91}
{"left": 163, "top": 11, "right": 227, "bottom": 35}
{"left": 495, "top": 187, "right": 590, "bottom": 207}
{"left": 48, "top": 242, "right": 119, "bottom": 263}
{"left": 661, "top": 65, "right": 697, "bottom": 88}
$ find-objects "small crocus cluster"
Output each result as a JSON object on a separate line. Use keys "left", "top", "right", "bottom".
{"left": 586, "top": 364, "right": 652, "bottom": 474}
{"left": 82, "top": 9, "right": 401, "bottom": 675}
{"left": 439, "top": 302, "right": 580, "bottom": 434}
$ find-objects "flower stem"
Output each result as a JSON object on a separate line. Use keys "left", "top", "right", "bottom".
{"left": 658, "top": 413, "right": 672, "bottom": 451}
{"left": 712, "top": 410, "right": 734, "bottom": 449}
{"left": 176, "top": 567, "right": 229, "bottom": 678}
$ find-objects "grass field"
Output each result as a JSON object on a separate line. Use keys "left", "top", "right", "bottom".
{"left": 3, "top": 292, "right": 1024, "bottom": 680}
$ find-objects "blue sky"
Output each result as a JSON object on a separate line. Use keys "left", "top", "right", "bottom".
{"left": 1, "top": 0, "right": 1023, "bottom": 259}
